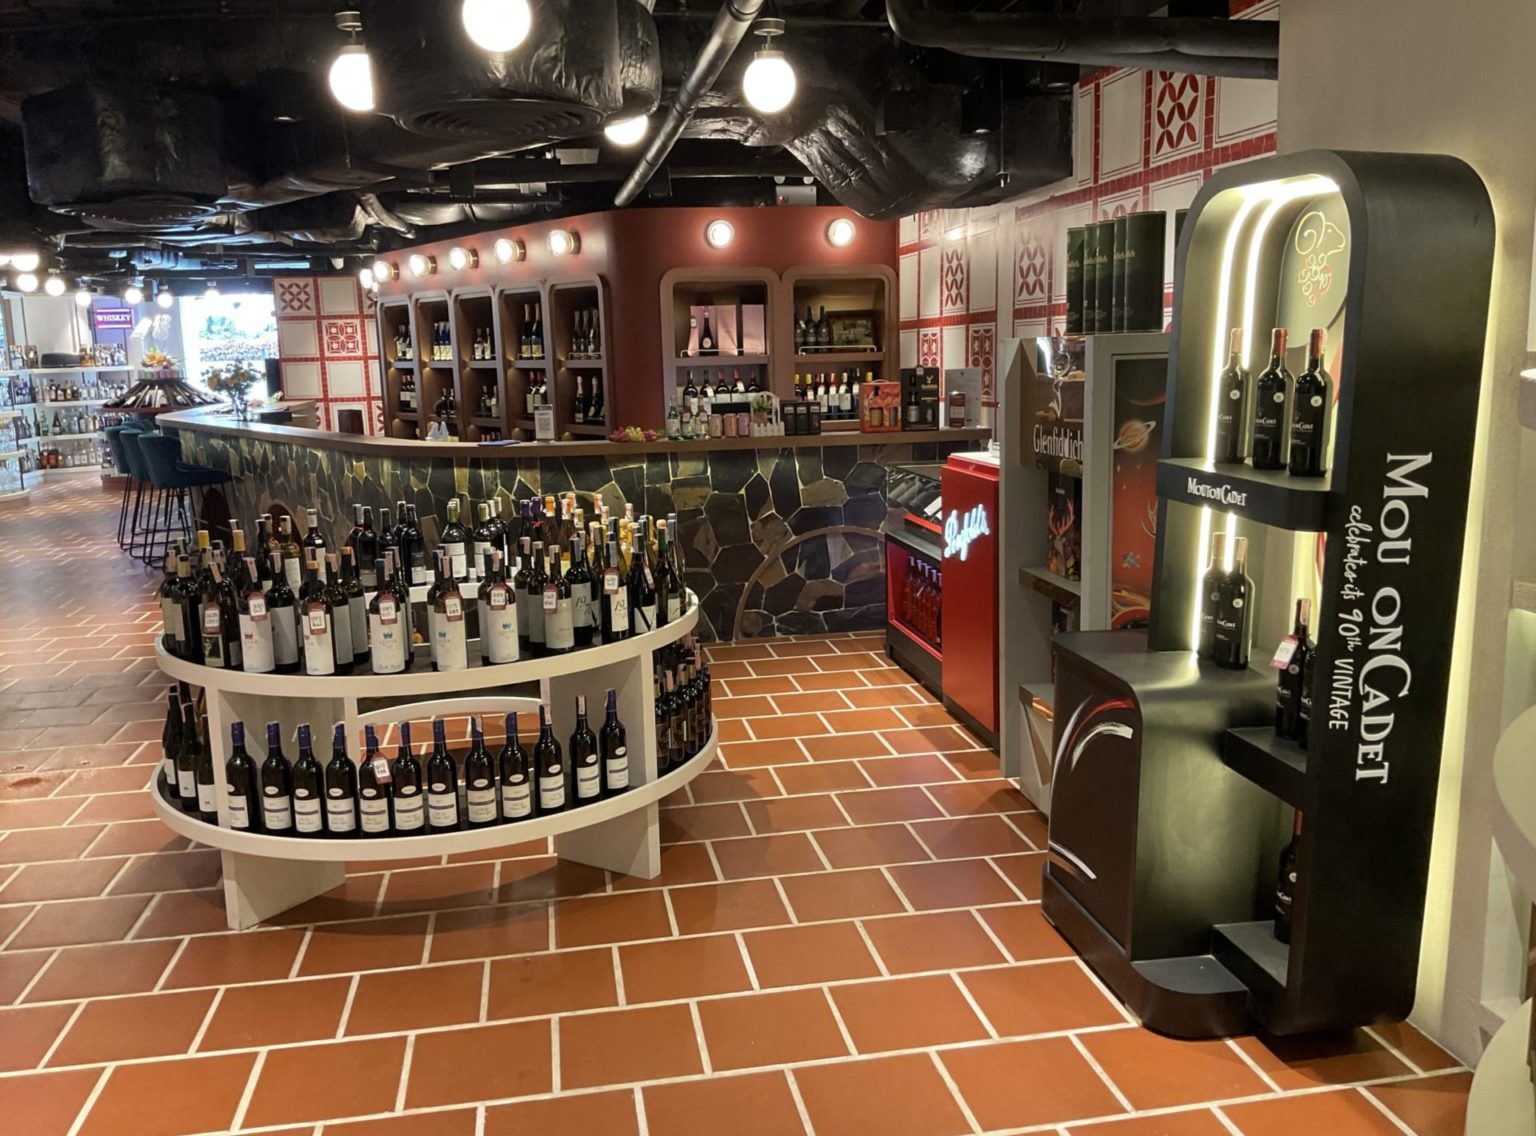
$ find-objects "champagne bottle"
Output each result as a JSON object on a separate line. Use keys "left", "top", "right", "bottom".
{"left": 1251, "top": 327, "right": 1293, "bottom": 471}
{"left": 357, "top": 725, "right": 392, "bottom": 837}
{"left": 570, "top": 695, "right": 601, "bottom": 804}
{"left": 291, "top": 724, "right": 326, "bottom": 837}
{"left": 1288, "top": 327, "right": 1332, "bottom": 477}
{"left": 497, "top": 712, "right": 535, "bottom": 821}
{"left": 426, "top": 719, "right": 461, "bottom": 832}
{"left": 324, "top": 723, "right": 358, "bottom": 839}
{"left": 1214, "top": 328, "right": 1249, "bottom": 465}
{"left": 1211, "top": 537, "right": 1252, "bottom": 670}
{"left": 389, "top": 722, "right": 426, "bottom": 835}
{"left": 225, "top": 721, "right": 259, "bottom": 832}
{"left": 260, "top": 721, "right": 294, "bottom": 833}
{"left": 534, "top": 704, "right": 566, "bottom": 814}
{"left": 463, "top": 717, "right": 499, "bottom": 828}
{"left": 600, "top": 688, "right": 629, "bottom": 794}
{"left": 478, "top": 549, "right": 520, "bottom": 664}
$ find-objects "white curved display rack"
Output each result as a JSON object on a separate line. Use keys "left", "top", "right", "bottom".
{"left": 1492, "top": 704, "right": 1536, "bottom": 903}
{"left": 155, "top": 596, "right": 712, "bottom": 930}
{"left": 1467, "top": 999, "right": 1536, "bottom": 1136}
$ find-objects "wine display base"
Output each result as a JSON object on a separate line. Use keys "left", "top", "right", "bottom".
{"left": 1466, "top": 999, "right": 1536, "bottom": 1136}
{"left": 153, "top": 599, "right": 713, "bottom": 931}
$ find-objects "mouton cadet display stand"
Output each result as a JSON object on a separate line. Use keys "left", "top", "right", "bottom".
{"left": 1040, "top": 150, "right": 1495, "bottom": 1038}
{"left": 151, "top": 594, "right": 715, "bottom": 931}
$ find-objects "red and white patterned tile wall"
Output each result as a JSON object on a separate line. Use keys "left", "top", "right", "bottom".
{"left": 272, "top": 275, "right": 384, "bottom": 434}
{"left": 898, "top": 0, "right": 1278, "bottom": 402}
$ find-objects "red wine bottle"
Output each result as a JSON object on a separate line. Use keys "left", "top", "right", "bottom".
{"left": 389, "top": 722, "right": 426, "bottom": 835}
{"left": 570, "top": 695, "right": 601, "bottom": 804}
{"left": 1250, "top": 327, "right": 1292, "bottom": 470}
{"left": 463, "top": 717, "right": 499, "bottom": 828}
{"left": 1213, "top": 327, "right": 1249, "bottom": 464}
{"left": 1288, "top": 327, "right": 1332, "bottom": 477}
{"left": 259, "top": 720, "right": 294, "bottom": 833}
{"left": 357, "top": 725, "right": 392, "bottom": 837}
{"left": 323, "top": 723, "right": 358, "bottom": 839}
{"left": 497, "top": 712, "right": 535, "bottom": 821}
{"left": 426, "top": 719, "right": 461, "bottom": 833}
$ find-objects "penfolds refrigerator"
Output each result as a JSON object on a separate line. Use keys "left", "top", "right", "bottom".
{"left": 940, "top": 451, "right": 1000, "bottom": 745}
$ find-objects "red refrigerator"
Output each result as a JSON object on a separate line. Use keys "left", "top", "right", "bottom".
{"left": 940, "top": 452, "right": 1000, "bottom": 744}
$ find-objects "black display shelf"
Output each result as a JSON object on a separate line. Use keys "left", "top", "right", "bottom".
{"left": 1156, "top": 458, "right": 1333, "bottom": 532}
{"left": 1222, "top": 728, "right": 1311, "bottom": 809}
{"left": 886, "top": 524, "right": 940, "bottom": 562}
{"left": 1213, "top": 921, "right": 1288, "bottom": 995}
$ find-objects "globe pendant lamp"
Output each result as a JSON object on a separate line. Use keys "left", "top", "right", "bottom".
{"left": 462, "top": 0, "right": 532, "bottom": 53}
{"left": 743, "top": 18, "right": 796, "bottom": 115}
{"left": 328, "top": 11, "right": 375, "bottom": 113}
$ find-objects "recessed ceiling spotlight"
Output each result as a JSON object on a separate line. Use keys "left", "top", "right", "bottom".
{"left": 447, "top": 246, "right": 478, "bottom": 271}
{"left": 123, "top": 284, "right": 144, "bottom": 305}
{"left": 328, "top": 11, "right": 375, "bottom": 113}
{"left": 15, "top": 272, "right": 38, "bottom": 293}
{"left": 407, "top": 253, "right": 436, "bottom": 277}
{"left": 705, "top": 219, "right": 736, "bottom": 250}
{"left": 547, "top": 229, "right": 579, "bottom": 257}
{"left": 743, "top": 18, "right": 797, "bottom": 115}
{"left": 826, "top": 218, "right": 856, "bottom": 247}
{"left": 10, "top": 251, "right": 40, "bottom": 273}
{"left": 604, "top": 115, "right": 649, "bottom": 147}
{"left": 461, "top": 0, "right": 532, "bottom": 53}
{"left": 493, "top": 237, "right": 525, "bottom": 263}
{"left": 372, "top": 258, "right": 396, "bottom": 282}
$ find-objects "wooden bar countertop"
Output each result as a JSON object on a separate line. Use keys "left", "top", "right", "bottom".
{"left": 160, "top": 406, "right": 991, "bottom": 460}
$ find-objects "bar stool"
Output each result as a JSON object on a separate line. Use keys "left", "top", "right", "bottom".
{"left": 120, "top": 427, "right": 167, "bottom": 564}
{"left": 134, "top": 433, "right": 232, "bottom": 564}
{"left": 104, "top": 422, "right": 148, "bottom": 550}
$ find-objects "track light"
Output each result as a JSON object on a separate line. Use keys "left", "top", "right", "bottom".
{"left": 328, "top": 11, "right": 374, "bottom": 113}
{"left": 372, "top": 258, "right": 397, "bottom": 282}
{"left": 407, "top": 253, "right": 436, "bottom": 277}
{"left": 10, "top": 251, "right": 40, "bottom": 273}
{"left": 705, "top": 219, "right": 735, "bottom": 250}
{"left": 461, "top": 0, "right": 532, "bottom": 53}
{"left": 156, "top": 286, "right": 175, "bottom": 309}
{"left": 447, "top": 246, "right": 478, "bottom": 271}
{"left": 493, "top": 238, "right": 525, "bottom": 264}
{"left": 16, "top": 273, "right": 38, "bottom": 293}
{"left": 743, "top": 18, "right": 796, "bottom": 114}
{"left": 547, "top": 229, "right": 579, "bottom": 257}
{"left": 123, "top": 284, "right": 144, "bottom": 305}
{"left": 826, "top": 218, "right": 856, "bottom": 248}
{"left": 43, "top": 275, "right": 66, "bottom": 296}
{"left": 604, "top": 115, "right": 649, "bottom": 147}
{"left": 75, "top": 288, "right": 93, "bottom": 308}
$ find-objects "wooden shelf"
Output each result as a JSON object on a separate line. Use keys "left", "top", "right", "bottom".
{"left": 469, "top": 416, "right": 501, "bottom": 428}
{"left": 565, "top": 423, "right": 610, "bottom": 437}
{"left": 1020, "top": 565, "right": 1082, "bottom": 597}
{"left": 464, "top": 360, "right": 499, "bottom": 371}
{"left": 793, "top": 351, "right": 884, "bottom": 365}
{"left": 671, "top": 355, "right": 770, "bottom": 368}
{"left": 1157, "top": 457, "right": 1334, "bottom": 531}
{"left": 561, "top": 357, "right": 607, "bottom": 369}
{"left": 389, "top": 360, "right": 416, "bottom": 369}
{"left": 1222, "top": 727, "right": 1311, "bottom": 809}
{"left": 511, "top": 358, "right": 549, "bottom": 369}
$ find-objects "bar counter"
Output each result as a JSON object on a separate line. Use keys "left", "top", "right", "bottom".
{"left": 164, "top": 407, "right": 988, "bottom": 640}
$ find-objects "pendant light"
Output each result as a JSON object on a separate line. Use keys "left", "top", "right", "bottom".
{"left": 9, "top": 251, "right": 40, "bottom": 273}
{"left": 743, "top": 17, "right": 796, "bottom": 115}
{"left": 15, "top": 272, "right": 38, "bottom": 293}
{"left": 461, "top": 0, "right": 532, "bottom": 53}
{"left": 156, "top": 285, "right": 175, "bottom": 309}
{"left": 123, "top": 284, "right": 144, "bottom": 305}
{"left": 43, "top": 274, "right": 66, "bottom": 296}
{"left": 328, "top": 10, "right": 375, "bottom": 113}
{"left": 604, "top": 115, "right": 649, "bottom": 147}
{"left": 75, "top": 287, "right": 94, "bottom": 308}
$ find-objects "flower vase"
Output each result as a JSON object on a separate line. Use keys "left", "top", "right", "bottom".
{"left": 230, "top": 397, "right": 252, "bottom": 424}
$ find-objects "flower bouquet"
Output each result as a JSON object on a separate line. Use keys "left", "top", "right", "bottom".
{"left": 142, "top": 348, "right": 179, "bottom": 378}
{"left": 206, "top": 362, "right": 262, "bottom": 423}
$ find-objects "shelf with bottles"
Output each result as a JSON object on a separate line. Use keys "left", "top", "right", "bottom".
{"left": 449, "top": 289, "right": 502, "bottom": 443}
{"left": 547, "top": 278, "right": 610, "bottom": 438}
{"left": 783, "top": 265, "right": 895, "bottom": 400}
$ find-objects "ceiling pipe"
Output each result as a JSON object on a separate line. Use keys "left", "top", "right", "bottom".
{"left": 614, "top": 0, "right": 766, "bottom": 208}
{"left": 884, "top": 0, "right": 1278, "bottom": 80}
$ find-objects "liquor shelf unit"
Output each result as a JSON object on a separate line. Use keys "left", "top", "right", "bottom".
{"left": 1042, "top": 150, "right": 1496, "bottom": 1037}
{"left": 152, "top": 597, "right": 714, "bottom": 931}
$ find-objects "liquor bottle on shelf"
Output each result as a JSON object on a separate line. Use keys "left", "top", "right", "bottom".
{"left": 323, "top": 554, "right": 356, "bottom": 675}
{"left": 278, "top": 515, "right": 303, "bottom": 591}
{"left": 1197, "top": 531, "right": 1226, "bottom": 662}
{"left": 432, "top": 551, "right": 469, "bottom": 672}
{"left": 390, "top": 722, "right": 426, "bottom": 835}
{"left": 794, "top": 309, "right": 807, "bottom": 353}
{"left": 161, "top": 686, "right": 182, "bottom": 801}
{"left": 1298, "top": 635, "right": 1316, "bottom": 752}
{"left": 260, "top": 721, "right": 295, "bottom": 833}
{"left": 524, "top": 540, "right": 548, "bottom": 656}
{"left": 566, "top": 536, "right": 594, "bottom": 647}
{"left": 299, "top": 554, "right": 337, "bottom": 677}
{"left": 815, "top": 306, "right": 831, "bottom": 348}
{"left": 291, "top": 724, "right": 326, "bottom": 837}
{"left": 628, "top": 518, "right": 658, "bottom": 635}
{"left": 340, "top": 549, "right": 370, "bottom": 667}
{"left": 600, "top": 688, "right": 629, "bottom": 795}
{"left": 226, "top": 721, "right": 259, "bottom": 832}
{"left": 498, "top": 712, "right": 535, "bottom": 822}
{"left": 544, "top": 544, "right": 575, "bottom": 654}
{"left": 654, "top": 523, "right": 680, "bottom": 626}
{"left": 1289, "top": 327, "right": 1332, "bottom": 477}
{"left": 174, "top": 703, "right": 199, "bottom": 812}
{"left": 661, "top": 669, "right": 686, "bottom": 773}
{"left": 1274, "top": 812, "right": 1302, "bottom": 943}
{"left": 1214, "top": 328, "right": 1249, "bottom": 464}
{"left": 520, "top": 306, "right": 534, "bottom": 359}
{"left": 588, "top": 378, "right": 605, "bottom": 425}
{"left": 301, "top": 507, "right": 328, "bottom": 565}
{"left": 441, "top": 498, "right": 470, "bottom": 582}
{"left": 471, "top": 502, "right": 496, "bottom": 583}
{"left": 464, "top": 717, "right": 499, "bottom": 828}
{"left": 200, "top": 554, "right": 237, "bottom": 669}
{"left": 426, "top": 719, "right": 461, "bottom": 833}
{"left": 602, "top": 539, "right": 631, "bottom": 644}
{"left": 1211, "top": 536, "right": 1252, "bottom": 670}
{"left": 368, "top": 556, "right": 410, "bottom": 674}
{"left": 401, "top": 504, "right": 430, "bottom": 587}
{"left": 570, "top": 695, "right": 602, "bottom": 805}
{"left": 699, "top": 311, "right": 717, "bottom": 356}
{"left": 1250, "top": 327, "right": 1293, "bottom": 471}
{"left": 531, "top": 304, "right": 544, "bottom": 359}
{"left": 479, "top": 549, "right": 521, "bottom": 664}
{"left": 173, "top": 554, "right": 203, "bottom": 663}
{"left": 159, "top": 546, "right": 183, "bottom": 655}
{"left": 1274, "top": 598, "right": 1314, "bottom": 742}
{"left": 357, "top": 725, "right": 392, "bottom": 837}
{"left": 265, "top": 551, "right": 300, "bottom": 674}
{"left": 534, "top": 704, "right": 566, "bottom": 814}
{"left": 573, "top": 375, "right": 588, "bottom": 424}
{"left": 324, "top": 723, "right": 359, "bottom": 839}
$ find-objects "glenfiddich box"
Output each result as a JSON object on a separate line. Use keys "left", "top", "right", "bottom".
{"left": 1089, "top": 219, "right": 1116, "bottom": 333}
{"left": 1122, "top": 211, "right": 1168, "bottom": 332}
{"left": 859, "top": 380, "right": 903, "bottom": 432}
{"left": 1111, "top": 217, "right": 1129, "bottom": 332}
{"left": 1065, "top": 227, "right": 1086, "bottom": 334}
{"left": 1081, "top": 225, "right": 1099, "bottom": 333}
{"left": 1046, "top": 471, "right": 1083, "bottom": 581}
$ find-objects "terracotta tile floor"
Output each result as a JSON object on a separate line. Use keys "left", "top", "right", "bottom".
{"left": 0, "top": 480, "right": 1471, "bottom": 1135}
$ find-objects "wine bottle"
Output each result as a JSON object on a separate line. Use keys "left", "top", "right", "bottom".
{"left": 367, "top": 556, "right": 410, "bottom": 674}
{"left": 627, "top": 518, "right": 657, "bottom": 635}
{"left": 324, "top": 723, "right": 359, "bottom": 839}
{"left": 543, "top": 544, "right": 575, "bottom": 655}
{"left": 173, "top": 554, "right": 203, "bottom": 663}
{"left": 1274, "top": 599, "right": 1314, "bottom": 742}
{"left": 432, "top": 554, "right": 469, "bottom": 672}
{"left": 601, "top": 539, "right": 631, "bottom": 643}
{"left": 1211, "top": 537, "right": 1252, "bottom": 670}
{"left": 236, "top": 556, "right": 275, "bottom": 674}
{"left": 1274, "top": 812, "right": 1302, "bottom": 943}
{"left": 226, "top": 721, "right": 259, "bottom": 832}
{"left": 259, "top": 721, "right": 294, "bottom": 833}
{"left": 1197, "top": 532, "right": 1225, "bottom": 662}
{"left": 323, "top": 554, "right": 356, "bottom": 675}
{"left": 1214, "top": 328, "right": 1249, "bottom": 464}
{"left": 266, "top": 551, "right": 301, "bottom": 674}
{"left": 1288, "top": 328, "right": 1332, "bottom": 477}
{"left": 597, "top": 688, "right": 629, "bottom": 794}
{"left": 426, "top": 719, "right": 461, "bottom": 832}
{"left": 1298, "top": 641, "right": 1316, "bottom": 753}
{"left": 298, "top": 554, "right": 337, "bottom": 677}
{"left": 653, "top": 669, "right": 672, "bottom": 776}
{"left": 570, "top": 695, "right": 601, "bottom": 804}
{"left": 663, "top": 670, "right": 686, "bottom": 771}
{"left": 478, "top": 549, "right": 520, "bottom": 664}
{"left": 655, "top": 523, "right": 681, "bottom": 626}
{"left": 358, "top": 725, "right": 392, "bottom": 836}
{"left": 401, "top": 505, "right": 430, "bottom": 588}
{"left": 1250, "top": 327, "right": 1293, "bottom": 470}
{"left": 175, "top": 703, "right": 200, "bottom": 812}
{"left": 355, "top": 506, "right": 380, "bottom": 587}
{"left": 534, "top": 704, "right": 566, "bottom": 813}
{"left": 699, "top": 311, "right": 717, "bottom": 355}
{"left": 291, "top": 724, "right": 326, "bottom": 837}
{"left": 389, "top": 722, "right": 426, "bottom": 835}
{"left": 471, "top": 502, "right": 496, "bottom": 583}
{"left": 441, "top": 498, "right": 470, "bottom": 583}
{"left": 525, "top": 540, "right": 548, "bottom": 656}
{"left": 463, "top": 716, "right": 499, "bottom": 828}
{"left": 160, "top": 545, "right": 184, "bottom": 654}
{"left": 161, "top": 686, "right": 182, "bottom": 800}
{"left": 497, "top": 712, "right": 535, "bottom": 821}
{"left": 567, "top": 537, "right": 594, "bottom": 648}
{"left": 278, "top": 515, "right": 303, "bottom": 591}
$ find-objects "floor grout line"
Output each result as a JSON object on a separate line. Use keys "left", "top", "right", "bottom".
{"left": 687, "top": 1000, "right": 713, "bottom": 1076}
{"left": 335, "top": 974, "right": 361, "bottom": 1038}
{"left": 928, "top": 1048, "right": 983, "bottom": 1134}
{"left": 610, "top": 945, "right": 627, "bottom": 1007}
{"left": 1225, "top": 1035, "right": 1285, "bottom": 1094}
{"left": 1357, "top": 1086, "right": 1419, "bottom": 1135}
{"left": 1068, "top": 1031, "right": 1135, "bottom": 1115}
{"left": 1362, "top": 1024, "right": 1427, "bottom": 1076}
{"left": 62, "top": 1066, "right": 111, "bottom": 1136}
{"left": 392, "top": 1034, "right": 415, "bottom": 1112}
{"left": 228, "top": 1048, "right": 268, "bottom": 1132}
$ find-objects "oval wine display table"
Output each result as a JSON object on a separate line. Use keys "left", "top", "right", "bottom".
{"left": 153, "top": 598, "right": 710, "bottom": 930}
{"left": 1466, "top": 999, "right": 1536, "bottom": 1136}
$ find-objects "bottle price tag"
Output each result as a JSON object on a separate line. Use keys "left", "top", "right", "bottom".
{"left": 445, "top": 596, "right": 463, "bottom": 623}
{"left": 543, "top": 584, "right": 559, "bottom": 613}
{"left": 371, "top": 756, "right": 392, "bottom": 783}
{"left": 247, "top": 594, "right": 268, "bottom": 621}
{"left": 377, "top": 597, "right": 397, "bottom": 624}
{"left": 203, "top": 603, "right": 222, "bottom": 634}
{"left": 643, "top": 566, "right": 654, "bottom": 589}
{"left": 489, "top": 584, "right": 508, "bottom": 611}
{"left": 603, "top": 569, "right": 620, "bottom": 595}
{"left": 1270, "top": 635, "right": 1299, "bottom": 669}
{"left": 306, "top": 603, "right": 328, "bottom": 633}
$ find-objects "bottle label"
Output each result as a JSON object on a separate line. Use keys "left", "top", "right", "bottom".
{"left": 331, "top": 604, "right": 354, "bottom": 664}
{"left": 427, "top": 791, "right": 458, "bottom": 828}
{"left": 466, "top": 786, "right": 497, "bottom": 824}
{"left": 284, "top": 557, "right": 303, "bottom": 591}
{"left": 293, "top": 795, "right": 323, "bottom": 833}
{"left": 446, "top": 543, "right": 468, "bottom": 582}
{"left": 393, "top": 791, "right": 425, "bottom": 831}
{"left": 202, "top": 603, "right": 222, "bottom": 635}
{"left": 226, "top": 793, "right": 251, "bottom": 830}
{"left": 576, "top": 763, "right": 601, "bottom": 799}
{"left": 162, "top": 597, "right": 184, "bottom": 641}
{"left": 433, "top": 617, "right": 468, "bottom": 672}
{"left": 609, "top": 590, "right": 630, "bottom": 634}
{"left": 538, "top": 772, "right": 566, "bottom": 811}
{"left": 262, "top": 795, "right": 293, "bottom": 831}
{"left": 348, "top": 597, "right": 368, "bottom": 655}
{"left": 376, "top": 597, "right": 398, "bottom": 624}
{"left": 370, "top": 615, "right": 408, "bottom": 674}
{"left": 635, "top": 602, "right": 657, "bottom": 634}
{"left": 472, "top": 541, "right": 494, "bottom": 579}
{"left": 302, "top": 606, "right": 336, "bottom": 676}
{"left": 197, "top": 782, "right": 216, "bottom": 814}
{"left": 326, "top": 798, "right": 356, "bottom": 833}
{"left": 545, "top": 599, "right": 574, "bottom": 650}
{"left": 361, "top": 566, "right": 378, "bottom": 589}
{"left": 501, "top": 779, "right": 532, "bottom": 818}
{"left": 359, "top": 795, "right": 390, "bottom": 833}
{"left": 606, "top": 747, "right": 630, "bottom": 789}
{"left": 483, "top": 604, "right": 520, "bottom": 664}
{"left": 571, "top": 582, "right": 592, "bottom": 629}
{"left": 666, "top": 594, "right": 682, "bottom": 622}
{"left": 178, "top": 768, "right": 196, "bottom": 798}
{"left": 236, "top": 612, "right": 274, "bottom": 673}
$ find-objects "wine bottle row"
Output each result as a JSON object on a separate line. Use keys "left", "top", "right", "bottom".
{"left": 158, "top": 493, "right": 694, "bottom": 678}
{"left": 1214, "top": 326, "right": 1334, "bottom": 478}
{"left": 1196, "top": 533, "right": 1253, "bottom": 670}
